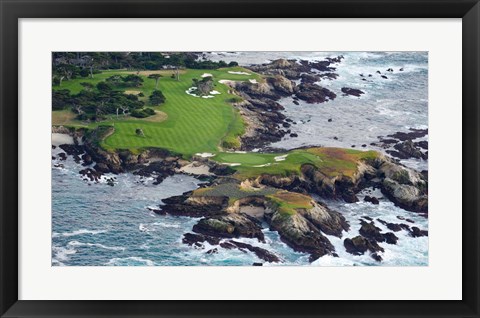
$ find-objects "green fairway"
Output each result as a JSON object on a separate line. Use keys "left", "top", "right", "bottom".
{"left": 54, "top": 67, "right": 260, "bottom": 156}
{"left": 212, "top": 148, "right": 379, "bottom": 179}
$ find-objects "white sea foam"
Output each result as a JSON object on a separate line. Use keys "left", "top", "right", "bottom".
{"left": 153, "top": 222, "right": 181, "bottom": 228}
{"left": 53, "top": 229, "right": 107, "bottom": 238}
{"left": 106, "top": 257, "right": 155, "bottom": 266}
{"left": 52, "top": 245, "right": 77, "bottom": 262}
{"left": 68, "top": 240, "right": 125, "bottom": 251}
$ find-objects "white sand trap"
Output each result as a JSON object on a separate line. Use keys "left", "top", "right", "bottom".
{"left": 202, "top": 95, "right": 214, "bottom": 99}
{"left": 225, "top": 163, "right": 241, "bottom": 167}
{"left": 179, "top": 163, "right": 213, "bottom": 176}
{"left": 201, "top": 73, "right": 213, "bottom": 78}
{"left": 52, "top": 133, "right": 74, "bottom": 146}
{"left": 249, "top": 79, "right": 258, "bottom": 84}
{"left": 210, "top": 90, "right": 221, "bottom": 95}
{"left": 219, "top": 79, "right": 235, "bottom": 85}
{"left": 274, "top": 154, "right": 288, "bottom": 161}
{"left": 253, "top": 163, "right": 271, "bottom": 168}
{"left": 228, "top": 71, "right": 250, "bottom": 75}
{"left": 186, "top": 87, "right": 200, "bottom": 97}
{"left": 195, "top": 152, "right": 216, "bottom": 158}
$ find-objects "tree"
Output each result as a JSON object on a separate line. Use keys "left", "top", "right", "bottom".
{"left": 123, "top": 74, "right": 143, "bottom": 87}
{"left": 148, "top": 74, "right": 163, "bottom": 90}
{"left": 55, "top": 64, "right": 75, "bottom": 86}
{"left": 192, "top": 76, "right": 214, "bottom": 96}
{"left": 96, "top": 82, "right": 112, "bottom": 92}
{"left": 149, "top": 90, "right": 166, "bottom": 105}
{"left": 52, "top": 89, "right": 72, "bottom": 110}
{"left": 135, "top": 128, "right": 145, "bottom": 137}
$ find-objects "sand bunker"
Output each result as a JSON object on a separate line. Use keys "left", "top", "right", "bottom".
{"left": 124, "top": 90, "right": 141, "bottom": 95}
{"left": 186, "top": 87, "right": 216, "bottom": 98}
{"left": 201, "top": 73, "right": 213, "bottom": 78}
{"left": 253, "top": 163, "right": 272, "bottom": 168}
{"left": 228, "top": 71, "right": 250, "bottom": 75}
{"left": 248, "top": 79, "right": 258, "bottom": 84}
{"left": 179, "top": 163, "right": 213, "bottom": 176}
{"left": 210, "top": 90, "right": 221, "bottom": 95}
{"left": 195, "top": 153, "right": 216, "bottom": 158}
{"left": 274, "top": 155, "right": 288, "bottom": 162}
{"left": 225, "top": 163, "right": 241, "bottom": 167}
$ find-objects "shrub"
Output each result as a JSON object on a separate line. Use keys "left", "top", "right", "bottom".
{"left": 149, "top": 90, "right": 166, "bottom": 105}
{"left": 131, "top": 108, "right": 155, "bottom": 118}
{"left": 222, "top": 136, "right": 241, "bottom": 149}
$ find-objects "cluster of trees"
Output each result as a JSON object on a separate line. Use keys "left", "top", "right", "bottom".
{"left": 192, "top": 76, "right": 214, "bottom": 96}
{"left": 52, "top": 52, "right": 239, "bottom": 85}
{"left": 105, "top": 74, "right": 144, "bottom": 87}
{"left": 52, "top": 76, "right": 166, "bottom": 121}
{"left": 53, "top": 83, "right": 144, "bottom": 121}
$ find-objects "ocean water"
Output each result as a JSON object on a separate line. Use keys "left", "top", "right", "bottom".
{"left": 52, "top": 52, "right": 428, "bottom": 266}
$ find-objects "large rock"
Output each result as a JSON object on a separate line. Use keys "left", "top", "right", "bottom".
{"left": 267, "top": 75, "right": 296, "bottom": 96}
{"left": 193, "top": 213, "right": 265, "bottom": 242}
{"left": 359, "top": 220, "right": 385, "bottom": 242}
{"left": 341, "top": 87, "right": 364, "bottom": 97}
{"left": 265, "top": 209, "right": 335, "bottom": 262}
{"left": 379, "top": 161, "right": 428, "bottom": 213}
{"left": 295, "top": 83, "right": 337, "bottom": 104}
{"left": 298, "top": 201, "right": 350, "bottom": 237}
{"left": 344, "top": 235, "right": 384, "bottom": 256}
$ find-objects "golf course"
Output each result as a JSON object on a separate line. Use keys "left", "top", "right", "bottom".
{"left": 53, "top": 67, "right": 260, "bottom": 156}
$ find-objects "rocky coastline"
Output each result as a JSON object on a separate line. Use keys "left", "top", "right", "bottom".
{"left": 52, "top": 56, "right": 428, "bottom": 265}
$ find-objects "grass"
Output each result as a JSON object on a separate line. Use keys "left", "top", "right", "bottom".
{"left": 266, "top": 191, "right": 313, "bottom": 217}
{"left": 193, "top": 183, "right": 278, "bottom": 202}
{"left": 53, "top": 67, "right": 259, "bottom": 156}
{"left": 212, "top": 147, "right": 379, "bottom": 179}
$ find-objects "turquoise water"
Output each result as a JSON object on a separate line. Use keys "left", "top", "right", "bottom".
{"left": 52, "top": 52, "right": 428, "bottom": 266}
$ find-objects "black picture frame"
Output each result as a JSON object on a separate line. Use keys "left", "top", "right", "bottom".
{"left": 1, "top": 0, "right": 479, "bottom": 317}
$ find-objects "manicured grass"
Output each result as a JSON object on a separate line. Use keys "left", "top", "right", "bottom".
{"left": 54, "top": 67, "right": 259, "bottom": 156}
{"left": 212, "top": 147, "right": 379, "bottom": 179}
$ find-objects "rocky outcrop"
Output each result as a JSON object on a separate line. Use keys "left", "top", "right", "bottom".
{"left": 295, "top": 83, "right": 337, "bottom": 104}
{"left": 298, "top": 201, "right": 350, "bottom": 237}
{"left": 344, "top": 236, "right": 384, "bottom": 261}
{"left": 222, "top": 240, "right": 280, "bottom": 263}
{"left": 341, "top": 87, "right": 364, "bottom": 97}
{"left": 193, "top": 213, "right": 265, "bottom": 242}
{"left": 379, "top": 161, "right": 428, "bottom": 213}
{"left": 158, "top": 193, "right": 226, "bottom": 217}
{"left": 266, "top": 210, "right": 335, "bottom": 262}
